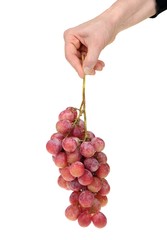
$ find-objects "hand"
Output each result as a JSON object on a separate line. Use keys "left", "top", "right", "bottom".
{"left": 64, "top": 16, "right": 117, "bottom": 78}
{"left": 63, "top": 0, "right": 156, "bottom": 78}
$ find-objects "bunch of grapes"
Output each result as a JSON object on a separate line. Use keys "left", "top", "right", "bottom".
{"left": 46, "top": 76, "right": 110, "bottom": 228}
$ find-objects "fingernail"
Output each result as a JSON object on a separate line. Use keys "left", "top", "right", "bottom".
{"left": 84, "top": 67, "right": 93, "bottom": 75}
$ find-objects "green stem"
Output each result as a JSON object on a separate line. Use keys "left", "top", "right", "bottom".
{"left": 82, "top": 75, "right": 87, "bottom": 140}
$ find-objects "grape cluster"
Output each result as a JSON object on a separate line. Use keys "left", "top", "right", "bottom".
{"left": 46, "top": 106, "right": 110, "bottom": 228}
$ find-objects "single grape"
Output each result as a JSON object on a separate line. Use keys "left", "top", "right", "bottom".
{"left": 84, "top": 157, "right": 99, "bottom": 172}
{"left": 59, "top": 107, "right": 77, "bottom": 122}
{"left": 91, "top": 137, "right": 105, "bottom": 152}
{"left": 95, "top": 163, "right": 110, "bottom": 178}
{"left": 91, "top": 211, "right": 107, "bottom": 228}
{"left": 95, "top": 151, "right": 107, "bottom": 164}
{"left": 98, "top": 178, "right": 110, "bottom": 196}
{"left": 50, "top": 132, "right": 64, "bottom": 141}
{"left": 59, "top": 166, "right": 75, "bottom": 181}
{"left": 69, "top": 191, "right": 80, "bottom": 205}
{"left": 65, "top": 204, "right": 81, "bottom": 221}
{"left": 57, "top": 175, "right": 70, "bottom": 190}
{"left": 52, "top": 152, "right": 67, "bottom": 168}
{"left": 87, "top": 176, "right": 102, "bottom": 193}
{"left": 78, "top": 169, "right": 93, "bottom": 186}
{"left": 80, "top": 141, "right": 96, "bottom": 158}
{"left": 95, "top": 193, "right": 108, "bottom": 207}
{"left": 86, "top": 131, "right": 95, "bottom": 141}
{"left": 62, "top": 137, "right": 80, "bottom": 153}
{"left": 56, "top": 119, "right": 73, "bottom": 135}
{"left": 78, "top": 190, "right": 94, "bottom": 208}
{"left": 72, "top": 125, "right": 85, "bottom": 139}
{"left": 46, "top": 138, "right": 62, "bottom": 156}
{"left": 89, "top": 198, "right": 101, "bottom": 214}
{"left": 78, "top": 211, "right": 92, "bottom": 227}
{"left": 66, "top": 178, "right": 83, "bottom": 192}
{"left": 69, "top": 161, "right": 85, "bottom": 177}
{"left": 66, "top": 148, "right": 82, "bottom": 164}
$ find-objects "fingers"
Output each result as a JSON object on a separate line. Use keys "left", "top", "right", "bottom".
{"left": 64, "top": 31, "right": 105, "bottom": 78}
{"left": 64, "top": 33, "right": 85, "bottom": 78}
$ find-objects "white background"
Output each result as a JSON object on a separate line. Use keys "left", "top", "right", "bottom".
{"left": 0, "top": 0, "right": 167, "bottom": 239}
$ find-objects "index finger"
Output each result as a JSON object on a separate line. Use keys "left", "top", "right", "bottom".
{"left": 64, "top": 34, "right": 85, "bottom": 78}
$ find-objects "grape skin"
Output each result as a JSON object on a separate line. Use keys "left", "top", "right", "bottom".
{"left": 80, "top": 141, "right": 96, "bottom": 158}
{"left": 78, "top": 169, "right": 93, "bottom": 186}
{"left": 46, "top": 106, "right": 111, "bottom": 228}
{"left": 78, "top": 211, "right": 92, "bottom": 227}
{"left": 84, "top": 157, "right": 99, "bottom": 172}
{"left": 69, "top": 161, "right": 85, "bottom": 177}
{"left": 91, "top": 212, "right": 107, "bottom": 228}
{"left": 65, "top": 204, "right": 81, "bottom": 221}
{"left": 78, "top": 190, "right": 94, "bottom": 208}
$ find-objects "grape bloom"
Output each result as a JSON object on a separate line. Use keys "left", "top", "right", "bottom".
{"left": 46, "top": 75, "right": 110, "bottom": 228}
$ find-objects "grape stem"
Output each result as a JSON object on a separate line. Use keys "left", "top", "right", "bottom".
{"left": 82, "top": 74, "right": 87, "bottom": 140}
{"left": 67, "top": 58, "right": 88, "bottom": 140}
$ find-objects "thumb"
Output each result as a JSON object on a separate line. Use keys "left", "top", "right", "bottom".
{"left": 83, "top": 46, "right": 100, "bottom": 75}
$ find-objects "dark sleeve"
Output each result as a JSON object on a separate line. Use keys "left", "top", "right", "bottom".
{"left": 151, "top": 0, "right": 167, "bottom": 18}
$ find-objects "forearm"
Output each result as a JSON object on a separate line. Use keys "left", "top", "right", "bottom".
{"left": 100, "top": 0, "right": 156, "bottom": 34}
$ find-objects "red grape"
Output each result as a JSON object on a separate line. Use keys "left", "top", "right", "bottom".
{"left": 84, "top": 157, "right": 99, "bottom": 172}
{"left": 80, "top": 141, "right": 96, "bottom": 158}
{"left": 91, "top": 137, "right": 105, "bottom": 152}
{"left": 78, "top": 169, "right": 93, "bottom": 186}
{"left": 46, "top": 138, "right": 62, "bottom": 156}
{"left": 62, "top": 137, "right": 80, "bottom": 153}
{"left": 78, "top": 211, "right": 92, "bottom": 227}
{"left": 52, "top": 152, "right": 67, "bottom": 168}
{"left": 69, "top": 161, "right": 85, "bottom": 177}
{"left": 78, "top": 190, "right": 94, "bottom": 208}
{"left": 65, "top": 204, "right": 81, "bottom": 221}
{"left": 91, "top": 212, "right": 107, "bottom": 228}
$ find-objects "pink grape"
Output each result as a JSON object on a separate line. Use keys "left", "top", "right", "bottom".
{"left": 78, "top": 190, "right": 94, "bottom": 208}
{"left": 80, "top": 141, "right": 96, "bottom": 158}
{"left": 69, "top": 191, "right": 80, "bottom": 205}
{"left": 62, "top": 137, "right": 80, "bottom": 153}
{"left": 91, "top": 137, "right": 105, "bottom": 152}
{"left": 65, "top": 204, "right": 81, "bottom": 221}
{"left": 59, "top": 166, "right": 75, "bottom": 181}
{"left": 98, "top": 178, "right": 110, "bottom": 196}
{"left": 72, "top": 125, "right": 85, "bottom": 139}
{"left": 78, "top": 211, "right": 92, "bottom": 227}
{"left": 50, "top": 132, "right": 64, "bottom": 141}
{"left": 84, "top": 157, "right": 99, "bottom": 172}
{"left": 57, "top": 175, "right": 69, "bottom": 190}
{"left": 95, "top": 163, "right": 110, "bottom": 178}
{"left": 87, "top": 176, "right": 102, "bottom": 193}
{"left": 46, "top": 138, "right": 62, "bottom": 156}
{"left": 66, "top": 148, "right": 82, "bottom": 164}
{"left": 90, "top": 198, "right": 101, "bottom": 214}
{"left": 56, "top": 119, "right": 73, "bottom": 135}
{"left": 78, "top": 169, "right": 93, "bottom": 186}
{"left": 95, "top": 151, "right": 107, "bottom": 164}
{"left": 59, "top": 107, "right": 77, "bottom": 122}
{"left": 69, "top": 161, "right": 85, "bottom": 177}
{"left": 66, "top": 178, "right": 83, "bottom": 192}
{"left": 91, "top": 212, "right": 107, "bottom": 228}
{"left": 95, "top": 194, "right": 108, "bottom": 207}
{"left": 52, "top": 152, "right": 67, "bottom": 168}
{"left": 86, "top": 131, "right": 95, "bottom": 141}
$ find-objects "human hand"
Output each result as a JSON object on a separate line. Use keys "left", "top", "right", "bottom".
{"left": 64, "top": 16, "right": 117, "bottom": 78}
{"left": 63, "top": 0, "right": 156, "bottom": 78}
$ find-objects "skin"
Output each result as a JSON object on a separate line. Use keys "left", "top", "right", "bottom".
{"left": 64, "top": 0, "right": 156, "bottom": 78}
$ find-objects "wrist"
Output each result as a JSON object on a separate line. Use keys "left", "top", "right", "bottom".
{"left": 100, "top": 0, "right": 156, "bottom": 33}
